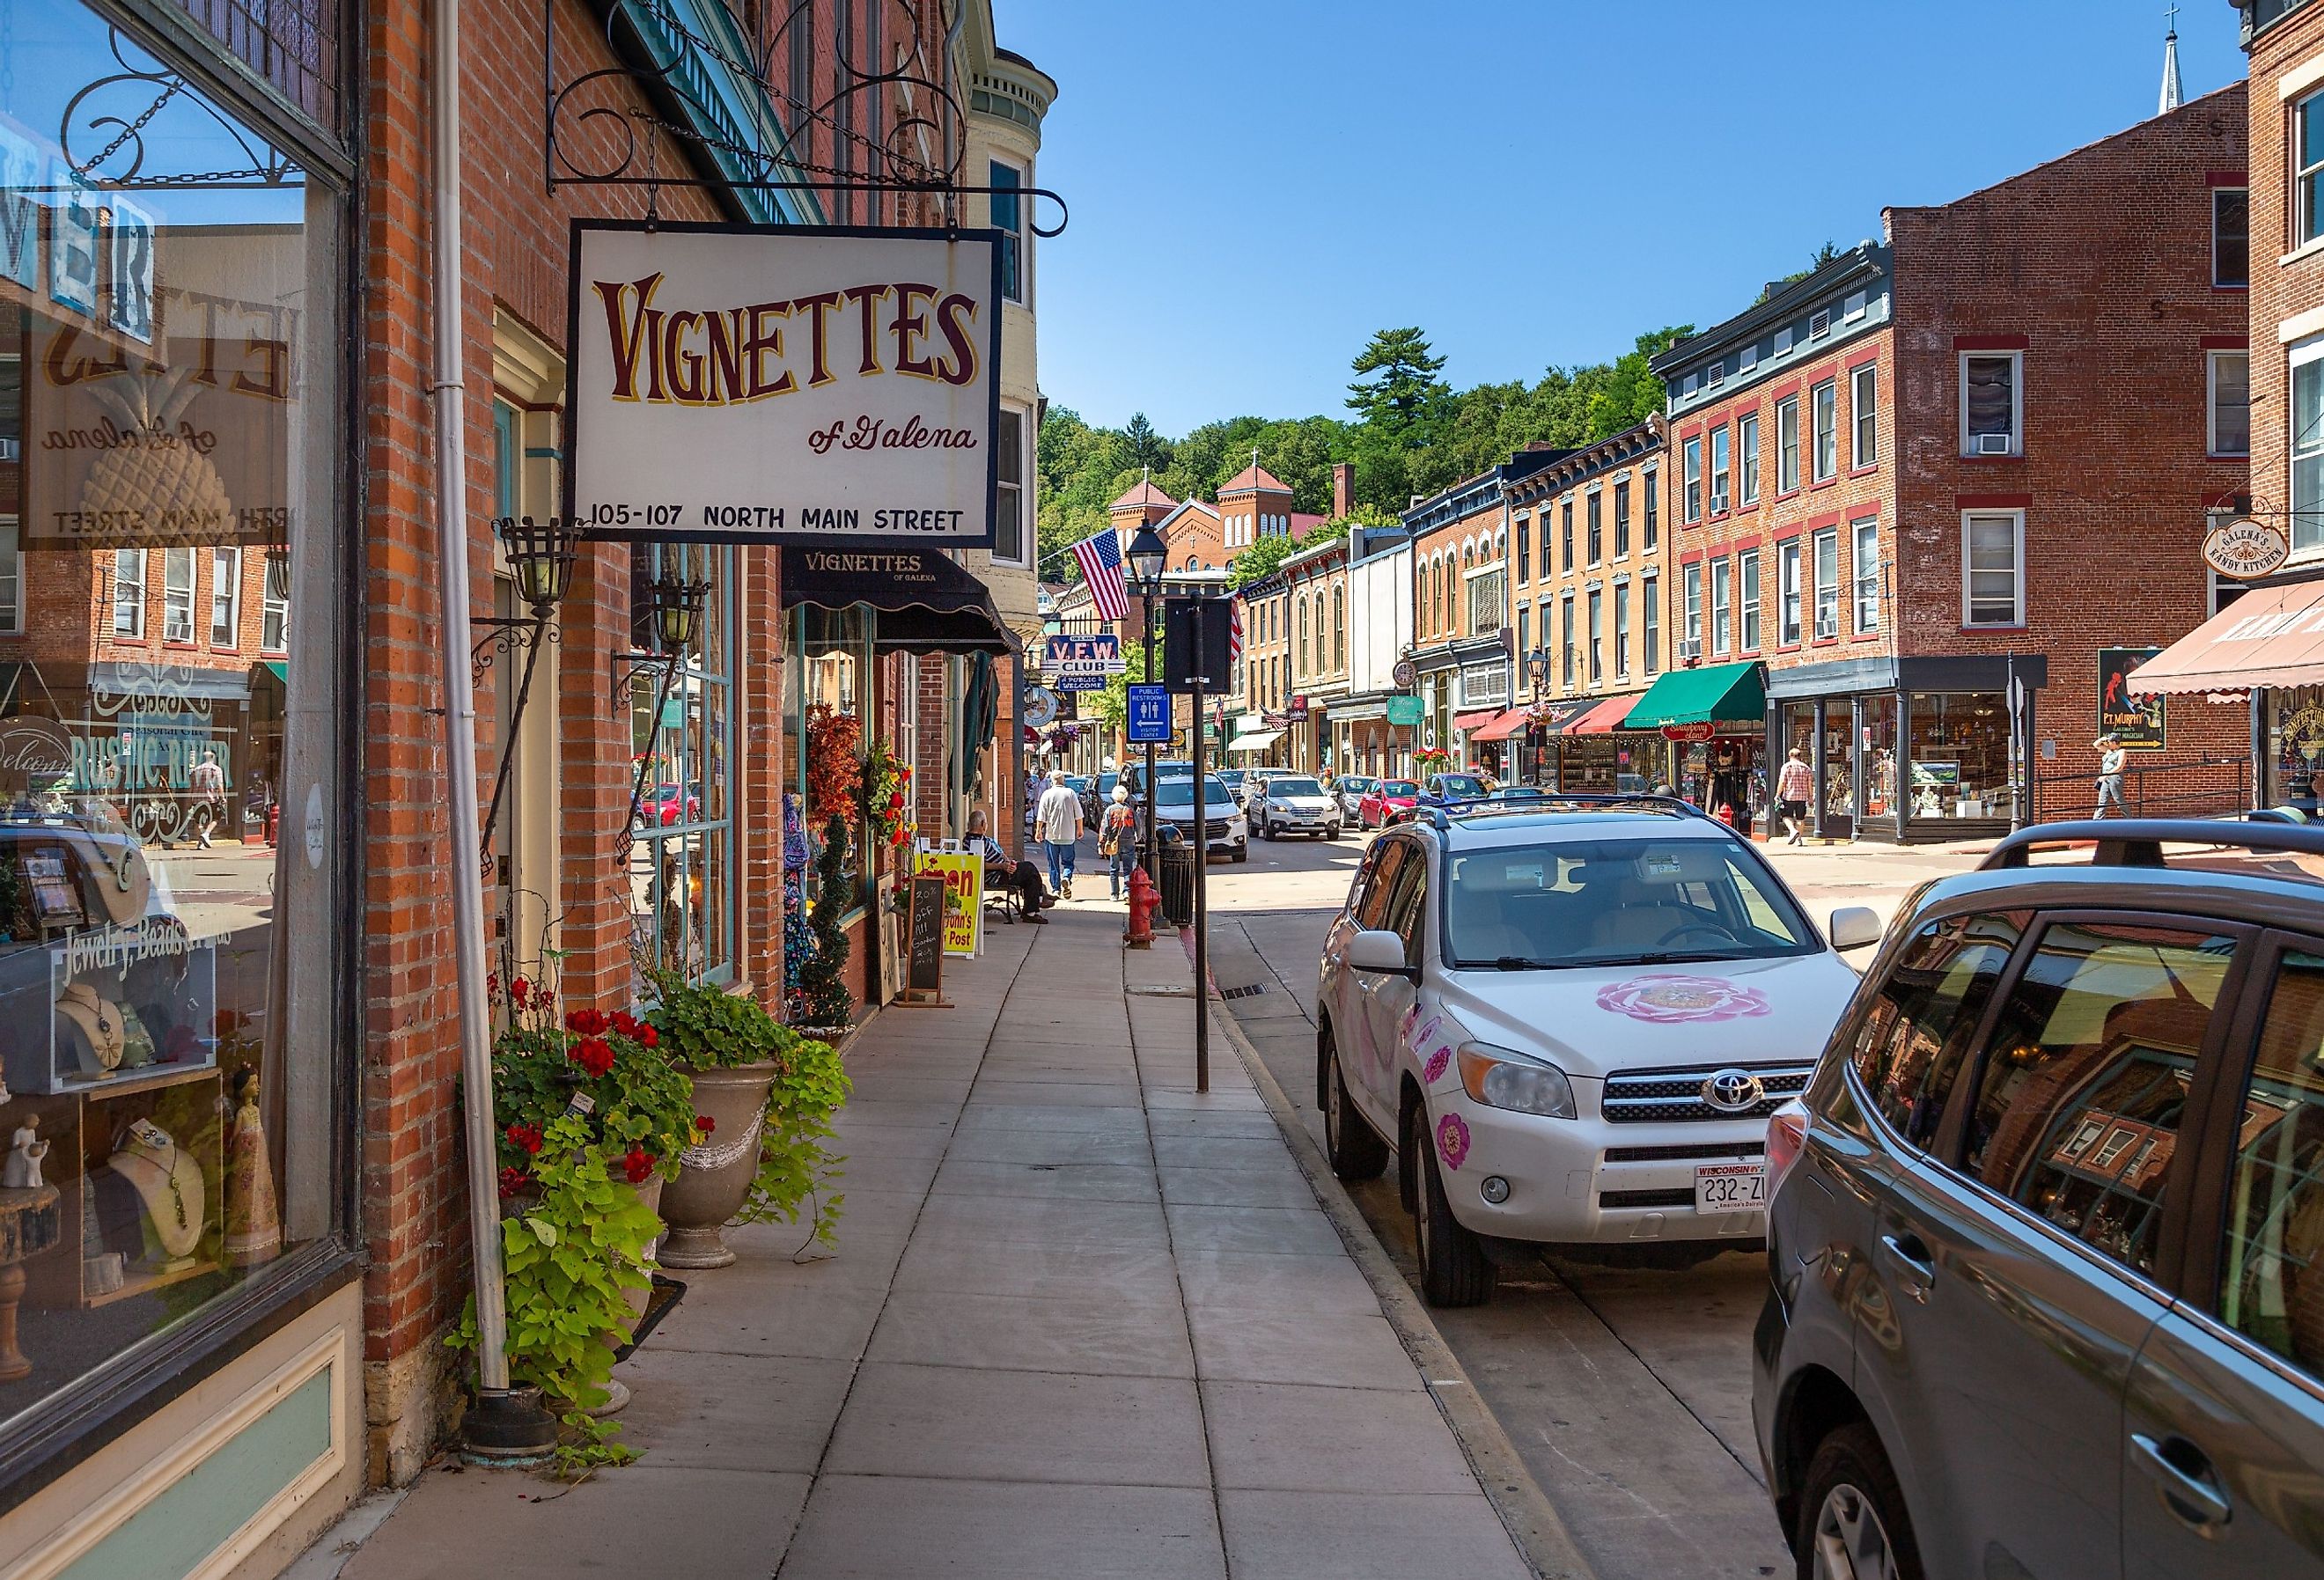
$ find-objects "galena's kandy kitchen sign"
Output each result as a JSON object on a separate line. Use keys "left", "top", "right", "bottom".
{"left": 566, "top": 220, "right": 1002, "bottom": 547}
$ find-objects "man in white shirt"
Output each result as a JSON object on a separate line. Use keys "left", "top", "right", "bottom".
{"left": 2093, "top": 736, "right": 2126, "bottom": 818}
{"left": 1034, "top": 773, "right": 1086, "bottom": 900}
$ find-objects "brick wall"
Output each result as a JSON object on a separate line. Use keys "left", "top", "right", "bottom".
{"left": 1889, "top": 83, "right": 2251, "bottom": 783}
{"left": 2249, "top": 11, "right": 2324, "bottom": 569}
{"left": 1512, "top": 423, "right": 1666, "bottom": 705}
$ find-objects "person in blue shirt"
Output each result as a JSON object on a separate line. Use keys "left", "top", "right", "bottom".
{"left": 967, "top": 808, "right": 1050, "bottom": 923}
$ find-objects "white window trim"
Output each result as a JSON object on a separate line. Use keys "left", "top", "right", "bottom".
{"left": 993, "top": 404, "right": 1032, "bottom": 567}
{"left": 2207, "top": 348, "right": 2251, "bottom": 459}
{"left": 1812, "top": 526, "right": 1841, "bottom": 640}
{"left": 1959, "top": 350, "right": 2025, "bottom": 457}
{"left": 1776, "top": 395, "right": 1801, "bottom": 492}
{"left": 210, "top": 545, "right": 242, "bottom": 648}
{"left": 1960, "top": 509, "right": 2026, "bottom": 628}
{"left": 991, "top": 156, "right": 1030, "bottom": 305}
{"left": 1779, "top": 540, "right": 1803, "bottom": 646}
{"left": 2291, "top": 335, "right": 2324, "bottom": 562}
{"left": 1850, "top": 364, "right": 1878, "bottom": 469}
{"left": 1852, "top": 518, "right": 1880, "bottom": 633}
{"left": 114, "top": 548, "right": 147, "bottom": 638}
{"left": 1739, "top": 414, "right": 1761, "bottom": 504}
{"left": 1811, "top": 379, "right": 1839, "bottom": 482}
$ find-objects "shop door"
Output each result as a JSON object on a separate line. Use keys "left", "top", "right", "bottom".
{"left": 1820, "top": 703, "right": 1854, "bottom": 840}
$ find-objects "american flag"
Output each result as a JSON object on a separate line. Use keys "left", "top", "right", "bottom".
{"left": 1071, "top": 528, "right": 1129, "bottom": 622}
{"left": 1227, "top": 597, "right": 1244, "bottom": 663}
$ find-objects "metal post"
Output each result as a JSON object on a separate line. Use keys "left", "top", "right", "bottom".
{"left": 1142, "top": 590, "right": 1158, "bottom": 886}
{"left": 1189, "top": 598, "right": 1210, "bottom": 1095}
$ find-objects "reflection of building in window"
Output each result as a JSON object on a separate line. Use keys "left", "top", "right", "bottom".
{"left": 628, "top": 544, "right": 735, "bottom": 985}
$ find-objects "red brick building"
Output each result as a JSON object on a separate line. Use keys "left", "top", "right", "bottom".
{"left": 0, "top": 0, "right": 1047, "bottom": 1570}
{"left": 1652, "top": 85, "right": 2249, "bottom": 840}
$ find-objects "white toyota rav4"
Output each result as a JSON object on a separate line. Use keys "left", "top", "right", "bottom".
{"left": 1315, "top": 797, "right": 1874, "bottom": 1305}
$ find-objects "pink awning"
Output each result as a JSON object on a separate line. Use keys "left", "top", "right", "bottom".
{"left": 1453, "top": 709, "right": 1502, "bottom": 732}
{"left": 1467, "top": 709, "right": 1529, "bottom": 742}
{"left": 2128, "top": 580, "right": 2324, "bottom": 694}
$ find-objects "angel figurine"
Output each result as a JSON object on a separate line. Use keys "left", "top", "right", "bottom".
{"left": 4, "top": 1116, "right": 48, "bottom": 1191}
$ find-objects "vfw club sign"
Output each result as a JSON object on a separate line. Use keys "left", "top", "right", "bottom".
{"left": 566, "top": 220, "right": 1001, "bottom": 547}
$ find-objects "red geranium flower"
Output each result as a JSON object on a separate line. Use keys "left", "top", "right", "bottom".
{"left": 510, "top": 976, "right": 531, "bottom": 1006}
{"left": 695, "top": 1113, "right": 715, "bottom": 1135}
{"left": 504, "top": 1121, "right": 544, "bottom": 1156}
{"left": 570, "top": 1036, "right": 615, "bottom": 1078}
{"left": 639, "top": 1025, "right": 658, "bottom": 1049}
{"left": 498, "top": 1165, "right": 533, "bottom": 1197}
{"left": 621, "top": 1146, "right": 655, "bottom": 1185}
{"left": 565, "top": 1008, "right": 609, "bottom": 1036}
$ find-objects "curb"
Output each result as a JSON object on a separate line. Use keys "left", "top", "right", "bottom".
{"left": 1207, "top": 1002, "right": 1598, "bottom": 1580}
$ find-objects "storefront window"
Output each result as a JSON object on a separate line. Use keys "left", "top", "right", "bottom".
{"left": 630, "top": 546, "right": 735, "bottom": 983}
{"left": 1860, "top": 694, "right": 1900, "bottom": 821}
{"left": 2266, "top": 687, "right": 2324, "bottom": 811}
{"left": 1909, "top": 692, "right": 2010, "bottom": 819}
{"left": 0, "top": 0, "right": 344, "bottom": 1446}
{"left": 789, "top": 605, "right": 872, "bottom": 915}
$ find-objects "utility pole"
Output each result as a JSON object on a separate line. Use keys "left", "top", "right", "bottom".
{"left": 1188, "top": 595, "right": 1210, "bottom": 1094}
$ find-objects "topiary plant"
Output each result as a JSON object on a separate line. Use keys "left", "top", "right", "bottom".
{"left": 788, "top": 812, "right": 856, "bottom": 1030}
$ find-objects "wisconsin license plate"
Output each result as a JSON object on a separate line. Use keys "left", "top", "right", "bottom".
{"left": 1695, "top": 1163, "right": 1768, "bottom": 1215}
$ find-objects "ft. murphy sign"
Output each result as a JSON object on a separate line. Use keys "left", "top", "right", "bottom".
{"left": 566, "top": 220, "right": 1001, "bottom": 547}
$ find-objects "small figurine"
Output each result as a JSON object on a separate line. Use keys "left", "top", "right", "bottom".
{"left": 224, "top": 1069, "right": 281, "bottom": 1268}
{"left": 4, "top": 1116, "right": 48, "bottom": 1191}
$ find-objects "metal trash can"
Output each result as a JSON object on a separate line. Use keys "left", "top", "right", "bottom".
{"left": 1158, "top": 838, "right": 1196, "bottom": 928}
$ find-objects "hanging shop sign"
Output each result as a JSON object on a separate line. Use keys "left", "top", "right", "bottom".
{"left": 566, "top": 220, "right": 1002, "bottom": 547}
{"left": 2098, "top": 646, "right": 2168, "bottom": 750}
{"left": 1044, "top": 634, "right": 1122, "bottom": 690}
{"left": 2203, "top": 517, "right": 2291, "bottom": 581}
{"left": 1022, "top": 685, "right": 1059, "bottom": 730}
{"left": 1661, "top": 721, "right": 1717, "bottom": 744}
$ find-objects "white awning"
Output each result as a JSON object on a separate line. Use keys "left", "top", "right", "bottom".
{"left": 1226, "top": 731, "right": 1284, "bottom": 753}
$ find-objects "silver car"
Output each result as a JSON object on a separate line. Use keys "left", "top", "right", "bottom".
{"left": 1256, "top": 775, "right": 1343, "bottom": 841}
{"left": 1334, "top": 775, "right": 1376, "bottom": 823}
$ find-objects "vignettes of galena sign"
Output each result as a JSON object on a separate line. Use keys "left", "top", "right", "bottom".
{"left": 565, "top": 221, "right": 1004, "bottom": 547}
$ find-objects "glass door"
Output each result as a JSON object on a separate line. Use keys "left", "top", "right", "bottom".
{"left": 1820, "top": 703, "right": 1854, "bottom": 840}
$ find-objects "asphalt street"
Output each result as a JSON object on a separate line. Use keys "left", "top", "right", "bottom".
{"left": 1099, "top": 810, "right": 1983, "bottom": 1580}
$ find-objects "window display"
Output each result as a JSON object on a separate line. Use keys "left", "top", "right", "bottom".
{"left": 2266, "top": 686, "right": 2324, "bottom": 812}
{"left": 1909, "top": 692, "right": 2010, "bottom": 819}
{"left": 0, "top": 0, "right": 342, "bottom": 1441}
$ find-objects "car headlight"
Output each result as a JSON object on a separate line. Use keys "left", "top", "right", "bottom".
{"left": 1456, "top": 1043, "right": 1577, "bottom": 1119}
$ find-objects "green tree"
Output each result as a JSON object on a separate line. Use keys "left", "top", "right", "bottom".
{"left": 1228, "top": 533, "right": 1301, "bottom": 591}
{"left": 1346, "top": 327, "right": 1450, "bottom": 446}
{"left": 1122, "top": 411, "right": 1170, "bottom": 473}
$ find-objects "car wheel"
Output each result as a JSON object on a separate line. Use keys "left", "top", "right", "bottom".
{"left": 1796, "top": 1423, "right": 1922, "bottom": 1580}
{"left": 1409, "top": 1106, "right": 1495, "bottom": 1307}
{"left": 1321, "top": 1033, "right": 1388, "bottom": 1181}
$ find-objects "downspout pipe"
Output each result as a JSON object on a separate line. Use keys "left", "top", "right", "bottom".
{"left": 430, "top": 0, "right": 554, "bottom": 1458}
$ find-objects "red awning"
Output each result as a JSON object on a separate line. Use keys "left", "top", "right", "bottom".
{"left": 2129, "top": 579, "right": 2324, "bottom": 694}
{"left": 1467, "top": 708, "right": 1529, "bottom": 742}
{"left": 1565, "top": 695, "right": 1644, "bottom": 735}
{"left": 1453, "top": 709, "right": 1502, "bottom": 732}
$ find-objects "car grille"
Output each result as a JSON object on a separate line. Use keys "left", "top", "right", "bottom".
{"left": 1204, "top": 819, "right": 1230, "bottom": 838}
{"left": 1600, "top": 1062, "right": 1813, "bottom": 1124}
{"left": 1602, "top": 1141, "right": 1766, "bottom": 1163}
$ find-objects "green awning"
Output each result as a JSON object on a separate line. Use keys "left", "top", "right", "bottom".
{"left": 1622, "top": 661, "right": 1766, "bottom": 730}
{"left": 261, "top": 661, "right": 288, "bottom": 685}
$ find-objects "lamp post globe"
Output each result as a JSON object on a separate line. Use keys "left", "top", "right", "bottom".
{"left": 1125, "top": 525, "right": 1166, "bottom": 596}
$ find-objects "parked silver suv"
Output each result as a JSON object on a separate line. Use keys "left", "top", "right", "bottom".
{"left": 1755, "top": 819, "right": 2324, "bottom": 1578}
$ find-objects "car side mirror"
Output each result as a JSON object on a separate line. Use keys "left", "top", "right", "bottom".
{"left": 1349, "top": 928, "right": 1419, "bottom": 981}
{"left": 1828, "top": 906, "right": 1883, "bottom": 952}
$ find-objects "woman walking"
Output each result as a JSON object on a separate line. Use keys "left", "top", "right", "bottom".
{"left": 1100, "top": 783, "right": 1139, "bottom": 900}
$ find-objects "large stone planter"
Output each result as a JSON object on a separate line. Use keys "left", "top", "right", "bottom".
{"left": 657, "top": 1063, "right": 778, "bottom": 1269}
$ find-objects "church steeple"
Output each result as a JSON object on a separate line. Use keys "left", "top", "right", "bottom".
{"left": 2159, "top": 4, "right": 2183, "bottom": 115}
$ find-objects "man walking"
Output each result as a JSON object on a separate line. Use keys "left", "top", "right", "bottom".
{"left": 1775, "top": 748, "right": 1814, "bottom": 845}
{"left": 1035, "top": 772, "right": 1085, "bottom": 900}
{"left": 2093, "top": 735, "right": 2127, "bottom": 818}
{"left": 188, "top": 749, "right": 225, "bottom": 849}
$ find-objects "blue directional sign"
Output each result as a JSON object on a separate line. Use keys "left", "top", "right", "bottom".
{"left": 1127, "top": 684, "right": 1172, "bottom": 744}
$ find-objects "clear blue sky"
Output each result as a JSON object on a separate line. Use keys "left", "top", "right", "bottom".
{"left": 1004, "top": 0, "right": 2247, "bottom": 437}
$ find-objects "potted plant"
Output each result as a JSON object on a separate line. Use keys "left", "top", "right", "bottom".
{"left": 647, "top": 969, "right": 852, "bottom": 1267}
{"left": 788, "top": 812, "right": 858, "bottom": 1042}
{"left": 488, "top": 971, "right": 695, "bottom": 1341}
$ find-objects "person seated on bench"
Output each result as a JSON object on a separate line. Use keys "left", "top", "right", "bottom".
{"left": 967, "top": 808, "right": 1052, "bottom": 923}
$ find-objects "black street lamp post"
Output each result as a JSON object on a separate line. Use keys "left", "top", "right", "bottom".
{"left": 1124, "top": 524, "right": 1167, "bottom": 882}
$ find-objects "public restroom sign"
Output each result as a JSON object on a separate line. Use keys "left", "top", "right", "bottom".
{"left": 566, "top": 220, "right": 1001, "bottom": 547}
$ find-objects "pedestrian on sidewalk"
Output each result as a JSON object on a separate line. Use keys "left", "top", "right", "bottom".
{"left": 967, "top": 808, "right": 1050, "bottom": 922}
{"left": 188, "top": 749, "right": 224, "bottom": 849}
{"left": 1035, "top": 771, "right": 1085, "bottom": 900}
{"left": 2092, "top": 734, "right": 2127, "bottom": 818}
{"left": 1776, "top": 748, "right": 1814, "bottom": 845}
{"left": 1099, "top": 783, "right": 1139, "bottom": 899}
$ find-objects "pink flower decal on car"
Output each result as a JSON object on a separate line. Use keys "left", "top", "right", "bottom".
{"left": 1595, "top": 974, "right": 1772, "bottom": 1025}
{"left": 1423, "top": 1045, "right": 1452, "bottom": 1083}
{"left": 1437, "top": 1112, "right": 1471, "bottom": 1171}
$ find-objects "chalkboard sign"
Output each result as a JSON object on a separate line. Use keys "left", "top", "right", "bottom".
{"left": 904, "top": 874, "right": 946, "bottom": 1000}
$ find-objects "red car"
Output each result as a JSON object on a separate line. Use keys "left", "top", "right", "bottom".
{"left": 1358, "top": 779, "right": 1421, "bottom": 828}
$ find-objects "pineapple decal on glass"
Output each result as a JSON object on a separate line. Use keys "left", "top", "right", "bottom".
{"left": 78, "top": 368, "right": 233, "bottom": 539}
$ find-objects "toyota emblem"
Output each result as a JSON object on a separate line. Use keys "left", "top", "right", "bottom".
{"left": 1701, "top": 1069, "right": 1765, "bottom": 1113}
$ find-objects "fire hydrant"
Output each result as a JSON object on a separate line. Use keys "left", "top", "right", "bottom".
{"left": 1124, "top": 865, "right": 1161, "bottom": 950}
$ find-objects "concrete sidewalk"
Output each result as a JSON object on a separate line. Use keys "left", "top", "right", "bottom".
{"left": 324, "top": 902, "right": 1536, "bottom": 1579}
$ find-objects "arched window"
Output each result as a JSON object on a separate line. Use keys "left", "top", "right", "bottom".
{"left": 1335, "top": 585, "right": 1346, "bottom": 670}
{"left": 1298, "top": 598, "right": 1309, "bottom": 673}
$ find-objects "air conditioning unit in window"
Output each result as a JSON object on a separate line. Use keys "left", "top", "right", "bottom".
{"left": 1708, "top": 493, "right": 1729, "bottom": 516}
{"left": 1677, "top": 639, "right": 1703, "bottom": 662}
{"left": 1975, "top": 432, "right": 2014, "bottom": 456}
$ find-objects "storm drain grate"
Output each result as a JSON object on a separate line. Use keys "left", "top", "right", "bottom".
{"left": 1217, "top": 983, "right": 1268, "bottom": 1001}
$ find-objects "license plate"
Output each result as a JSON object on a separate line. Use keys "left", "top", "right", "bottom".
{"left": 1695, "top": 1163, "right": 1767, "bottom": 1215}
